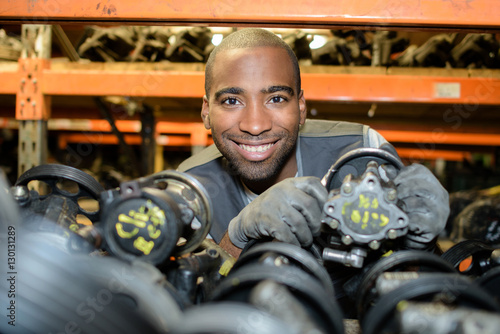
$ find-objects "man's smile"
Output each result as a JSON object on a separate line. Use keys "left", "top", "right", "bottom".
{"left": 238, "top": 143, "right": 275, "bottom": 153}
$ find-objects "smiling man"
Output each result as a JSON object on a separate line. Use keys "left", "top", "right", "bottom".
{"left": 202, "top": 45, "right": 306, "bottom": 194}
{"left": 177, "top": 28, "right": 449, "bottom": 257}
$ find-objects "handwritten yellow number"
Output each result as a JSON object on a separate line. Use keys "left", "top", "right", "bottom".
{"left": 134, "top": 236, "right": 155, "bottom": 255}
{"left": 116, "top": 223, "right": 139, "bottom": 239}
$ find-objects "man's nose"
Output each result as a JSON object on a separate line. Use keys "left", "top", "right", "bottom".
{"left": 238, "top": 102, "right": 272, "bottom": 135}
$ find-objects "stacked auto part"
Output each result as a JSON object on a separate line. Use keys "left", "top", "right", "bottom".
{"left": 320, "top": 147, "right": 408, "bottom": 269}
{"left": 99, "top": 170, "right": 212, "bottom": 263}
{"left": 4, "top": 161, "right": 500, "bottom": 333}
{"left": 77, "top": 26, "right": 213, "bottom": 63}
{"left": 356, "top": 250, "right": 500, "bottom": 334}
{"left": 2, "top": 164, "right": 220, "bottom": 332}
{"left": 208, "top": 242, "right": 345, "bottom": 334}
{"left": 442, "top": 239, "right": 500, "bottom": 304}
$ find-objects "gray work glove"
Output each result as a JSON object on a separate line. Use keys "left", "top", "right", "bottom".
{"left": 228, "top": 177, "right": 328, "bottom": 249}
{"left": 394, "top": 164, "right": 450, "bottom": 250}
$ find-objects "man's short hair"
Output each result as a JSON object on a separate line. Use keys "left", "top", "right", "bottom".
{"left": 204, "top": 28, "right": 301, "bottom": 97}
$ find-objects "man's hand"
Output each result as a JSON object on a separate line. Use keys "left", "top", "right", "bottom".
{"left": 394, "top": 164, "right": 450, "bottom": 250}
{"left": 228, "top": 177, "right": 328, "bottom": 249}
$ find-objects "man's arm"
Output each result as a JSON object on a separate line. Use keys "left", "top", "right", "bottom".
{"left": 219, "top": 232, "right": 243, "bottom": 258}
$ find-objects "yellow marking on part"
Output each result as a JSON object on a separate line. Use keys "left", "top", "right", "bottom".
{"left": 359, "top": 194, "right": 370, "bottom": 208}
{"left": 351, "top": 210, "right": 361, "bottom": 223}
{"left": 371, "top": 198, "right": 379, "bottom": 209}
{"left": 380, "top": 214, "right": 389, "bottom": 227}
{"left": 148, "top": 224, "right": 161, "bottom": 239}
{"left": 118, "top": 213, "right": 146, "bottom": 228}
{"left": 219, "top": 258, "right": 237, "bottom": 276}
{"left": 134, "top": 236, "right": 155, "bottom": 255}
{"left": 116, "top": 223, "right": 139, "bottom": 239}
{"left": 362, "top": 210, "right": 369, "bottom": 224}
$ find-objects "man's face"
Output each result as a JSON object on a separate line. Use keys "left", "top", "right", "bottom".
{"left": 202, "top": 47, "right": 306, "bottom": 185}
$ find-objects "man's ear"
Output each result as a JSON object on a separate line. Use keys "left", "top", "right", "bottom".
{"left": 201, "top": 95, "right": 211, "bottom": 129}
{"left": 298, "top": 90, "right": 307, "bottom": 125}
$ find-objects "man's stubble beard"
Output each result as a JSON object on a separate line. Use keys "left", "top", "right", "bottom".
{"left": 213, "top": 128, "right": 299, "bottom": 183}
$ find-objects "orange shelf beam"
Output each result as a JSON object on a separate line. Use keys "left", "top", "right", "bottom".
{"left": 57, "top": 133, "right": 197, "bottom": 148}
{"left": 43, "top": 69, "right": 205, "bottom": 98}
{"left": 1, "top": 0, "right": 499, "bottom": 31}
{"left": 0, "top": 70, "right": 18, "bottom": 95}
{"left": 2, "top": 64, "right": 500, "bottom": 104}
{"left": 379, "top": 130, "right": 500, "bottom": 146}
{"left": 35, "top": 69, "right": 500, "bottom": 104}
{"left": 302, "top": 73, "right": 500, "bottom": 104}
{"left": 396, "top": 148, "right": 472, "bottom": 162}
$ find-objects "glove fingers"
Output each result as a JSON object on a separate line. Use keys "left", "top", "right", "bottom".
{"left": 405, "top": 197, "right": 446, "bottom": 234}
{"left": 293, "top": 177, "right": 328, "bottom": 203}
{"left": 287, "top": 193, "right": 322, "bottom": 236}
{"left": 289, "top": 177, "right": 327, "bottom": 236}
{"left": 269, "top": 218, "right": 302, "bottom": 247}
{"left": 278, "top": 210, "right": 313, "bottom": 246}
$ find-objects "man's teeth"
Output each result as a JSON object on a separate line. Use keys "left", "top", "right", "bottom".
{"left": 239, "top": 143, "right": 273, "bottom": 153}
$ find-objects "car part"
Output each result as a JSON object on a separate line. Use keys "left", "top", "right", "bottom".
{"left": 395, "top": 33, "right": 456, "bottom": 67}
{"left": 361, "top": 274, "right": 500, "bottom": 334}
{"left": 371, "top": 31, "right": 409, "bottom": 67}
{"left": 148, "top": 170, "right": 213, "bottom": 255}
{"left": 166, "top": 27, "right": 213, "bottom": 63}
{"left": 441, "top": 239, "right": 500, "bottom": 276}
{"left": 320, "top": 148, "right": 407, "bottom": 268}
{"left": 451, "top": 33, "right": 500, "bottom": 69}
{"left": 282, "top": 31, "right": 312, "bottom": 60}
{"left": 475, "top": 266, "right": 500, "bottom": 304}
{"left": 210, "top": 242, "right": 344, "bottom": 334}
{"left": 356, "top": 250, "right": 457, "bottom": 319}
{"left": 235, "top": 242, "right": 334, "bottom": 295}
{"left": 450, "top": 196, "right": 500, "bottom": 245}
{"left": 100, "top": 170, "right": 212, "bottom": 264}
{"left": 166, "top": 247, "right": 222, "bottom": 304}
{"left": 0, "top": 224, "right": 182, "bottom": 334}
{"left": 77, "top": 26, "right": 137, "bottom": 62}
{"left": 321, "top": 147, "right": 404, "bottom": 191}
{"left": 170, "top": 302, "right": 299, "bottom": 334}
{"left": 396, "top": 302, "right": 500, "bottom": 334}
{"left": 14, "top": 164, "right": 104, "bottom": 225}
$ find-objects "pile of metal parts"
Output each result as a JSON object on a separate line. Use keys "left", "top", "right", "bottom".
{"left": 446, "top": 186, "right": 500, "bottom": 245}
{"left": 74, "top": 26, "right": 500, "bottom": 69}
{"left": 1, "top": 148, "right": 500, "bottom": 333}
{"left": 0, "top": 29, "right": 22, "bottom": 61}
{"left": 285, "top": 30, "right": 500, "bottom": 68}
{"left": 77, "top": 26, "right": 214, "bottom": 62}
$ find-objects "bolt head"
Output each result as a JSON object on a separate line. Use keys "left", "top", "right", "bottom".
{"left": 387, "top": 229, "right": 398, "bottom": 239}
{"left": 342, "top": 183, "right": 352, "bottom": 194}
{"left": 342, "top": 235, "right": 353, "bottom": 245}
{"left": 387, "top": 189, "right": 397, "bottom": 201}
{"left": 274, "top": 256, "right": 289, "bottom": 267}
{"left": 328, "top": 218, "right": 339, "bottom": 230}
{"left": 12, "top": 185, "right": 29, "bottom": 202}
{"left": 491, "top": 249, "right": 500, "bottom": 265}
{"left": 369, "top": 240, "right": 381, "bottom": 250}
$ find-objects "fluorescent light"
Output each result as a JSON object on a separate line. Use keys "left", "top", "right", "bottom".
{"left": 309, "top": 35, "right": 328, "bottom": 49}
{"left": 212, "top": 34, "right": 223, "bottom": 46}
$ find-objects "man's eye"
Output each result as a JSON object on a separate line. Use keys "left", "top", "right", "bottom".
{"left": 222, "top": 98, "right": 240, "bottom": 105}
{"left": 270, "top": 96, "right": 287, "bottom": 103}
